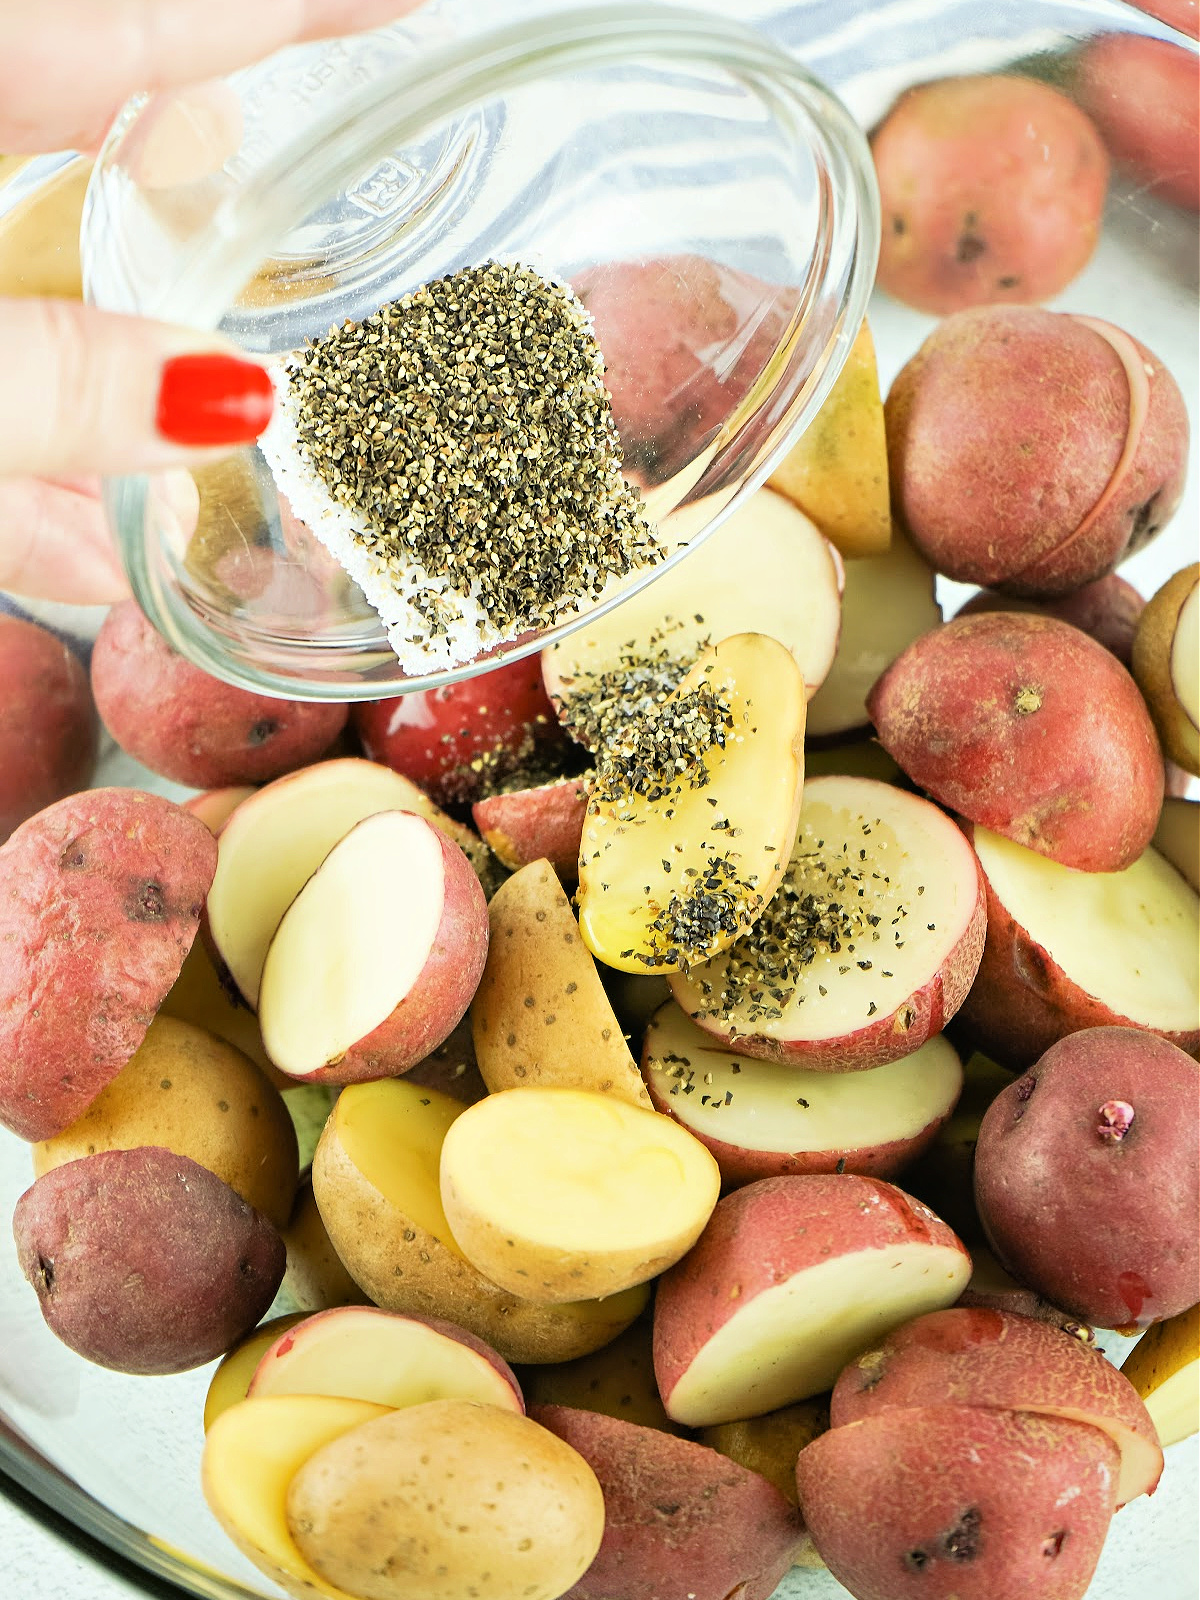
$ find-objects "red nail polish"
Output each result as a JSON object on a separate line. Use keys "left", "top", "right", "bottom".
{"left": 155, "top": 353, "right": 274, "bottom": 447}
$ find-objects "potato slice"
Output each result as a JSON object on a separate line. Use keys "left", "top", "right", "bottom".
{"left": 1132, "top": 563, "right": 1200, "bottom": 776}
{"left": 541, "top": 488, "right": 842, "bottom": 734}
{"left": 767, "top": 318, "right": 891, "bottom": 558}
{"left": 202, "top": 1394, "right": 387, "bottom": 1600}
{"left": 207, "top": 758, "right": 489, "bottom": 1008}
{"left": 1153, "top": 796, "right": 1199, "bottom": 891}
{"left": 471, "top": 859, "right": 649, "bottom": 1108}
{"left": 313, "top": 1077, "right": 649, "bottom": 1364}
{"left": 577, "top": 632, "right": 806, "bottom": 973}
{"left": 204, "top": 1314, "right": 308, "bottom": 1431}
{"left": 1121, "top": 1304, "right": 1200, "bottom": 1448}
{"left": 439, "top": 1086, "right": 721, "bottom": 1303}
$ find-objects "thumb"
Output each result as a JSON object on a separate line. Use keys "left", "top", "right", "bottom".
{"left": 0, "top": 298, "right": 274, "bottom": 478}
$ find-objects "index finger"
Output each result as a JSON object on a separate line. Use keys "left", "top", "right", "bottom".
{"left": 0, "top": 0, "right": 425, "bottom": 154}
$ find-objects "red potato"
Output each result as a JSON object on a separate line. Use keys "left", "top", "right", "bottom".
{"left": 653, "top": 1175, "right": 971, "bottom": 1426}
{"left": 13, "top": 1146, "right": 284, "bottom": 1374}
{"left": 974, "top": 1027, "right": 1200, "bottom": 1329}
{"left": 886, "top": 306, "right": 1190, "bottom": 595}
{"left": 0, "top": 615, "right": 96, "bottom": 842}
{"left": 471, "top": 773, "right": 590, "bottom": 880}
{"left": 1077, "top": 33, "right": 1199, "bottom": 210}
{"left": 871, "top": 75, "right": 1109, "bottom": 314}
{"left": 0, "top": 789, "right": 217, "bottom": 1141}
{"left": 668, "top": 775, "right": 986, "bottom": 1072}
{"left": 868, "top": 613, "right": 1164, "bottom": 872}
{"left": 642, "top": 1000, "right": 963, "bottom": 1187}
{"left": 259, "top": 811, "right": 488, "bottom": 1084}
{"left": 958, "top": 825, "right": 1199, "bottom": 1068}
{"left": 795, "top": 1405, "right": 1120, "bottom": 1600}
{"left": 571, "top": 255, "right": 791, "bottom": 483}
{"left": 91, "top": 600, "right": 347, "bottom": 788}
{"left": 352, "top": 655, "right": 570, "bottom": 812}
{"left": 831, "top": 1308, "right": 1162, "bottom": 1505}
{"left": 955, "top": 573, "right": 1146, "bottom": 668}
{"left": 249, "top": 1305, "right": 524, "bottom": 1415}
{"left": 530, "top": 1405, "right": 804, "bottom": 1600}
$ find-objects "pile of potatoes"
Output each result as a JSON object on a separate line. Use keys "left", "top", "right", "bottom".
{"left": 1, "top": 38, "right": 1198, "bottom": 1600}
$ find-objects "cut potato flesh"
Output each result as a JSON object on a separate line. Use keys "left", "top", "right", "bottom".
{"left": 1153, "top": 798, "right": 1199, "bottom": 892}
{"left": 670, "top": 776, "right": 983, "bottom": 1065}
{"left": 805, "top": 531, "right": 940, "bottom": 740}
{"left": 208, "top": 758, "right": 475, "bottom": 1008}
{"left": 249, "top": 1307, "right": 521, "bottom": 1413}
{"left": 334, "top": 1078, "right": 466, "bottom": 1251}
{"left": 664, "top": 1242, "right": 970, "bottom": 1426}
{"left": 578, "top": 632, "right": 806, "bottom": 973}
{"left": 202, "top": 1395, "right": 387, "bottom": 1600}
{"left": 204, "top": 1314, "right": 307, "bottom": 1432}
{"left": 259, "top": 811, "right": 444, "bottom": 1077}
{"left": 1173, "top": 580, "right": 1198, "bottom": 730}
{"left": 542, "top": 487, "right": 842, "bottom": 728}
{"left": 974, "top": 828, "right": 1199, "bottom": 1032}
{"left": 439, "top": 1086, "right": 721, "bottom": 1302}
{"left": 644, "top": 1002, "right": 962, "bottom": 1152}
{"left": 1121, "top": 1303, "right": 1199, "bottom": 1448}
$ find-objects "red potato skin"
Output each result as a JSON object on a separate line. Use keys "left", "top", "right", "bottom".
{"left": 653, "top": 1176, "right": 968, "bottom": 1417}
{"left": 955, "top": 574, "right": 1146, "bottom": 668}
{"left": 352, "top": 657, "right": 570, "bottom": 813}
{"left": 795, "top": 1405, "right": 1119, "bottom": 1600}
{"left": 13, "top": 1147, "right": 284, "bottom": 1375}
{"left": 471, "top": 775, "right": 590, "bottom": 880}
{"left": 572, "top": 255, "right": 791, "bottom": 483}
{"left": 1077, "top": 34, "right": 1199, "bottom": 210}
{"left": 642, "top": 1070, "right": 955, "bottom": 1189}
{"left": 871, "top": 75, "right": 1110, "bottom": 314}
{"left": 273, "top": 827, "right": 489, "bottom": 1085}
{"left": 867, "top": 614, "right": 1164, "bottom": 872}
{"left": 0, "top": 616, "right": 97, "bottom": 842}
{"left": 956, "top": 829, "right": 1200, "bottom": 1067}
{"left": 529, "top": 1405, "right": 804, "bottom": 1600}
{"left": 250, "top": 1305, "right": 525, "bottom": 1410}
{"left": 829, "top": 1308, "right": 1162, "bottom": 1504}
{"left": 90, "top": 601, "right": 348, "bottom": 788}
{"left": 974, "top": 1028, "right": 1200, "bottom": 1329}
{"left": 886, "top": 307, "right": 1190, "bottom": 595}
{"left": 0, "top": 790, "right": 217, "bottom": 1141}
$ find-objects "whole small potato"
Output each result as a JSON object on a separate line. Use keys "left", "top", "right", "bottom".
{"left": 1077, "top": 33, "right": 1199, "bottom": 210}
{"left": 974, "top": 1027, "right": 1200, "bottom": 1328}
{"left": 286, "top": 1399, "right": 604, "bottom": 1600}
{"left": 871, "top": 74, "right": 1109, "bottom": 313}
{"left": 0, "top": 615, "right": 96, "bottom": 842}
{"left": 13, "top": 1146, "right": 285, "bottom": 1374}
{"left": 886, "top": 306, "right": 1189, "bottom": 595}
{"left": 32, "top": 1015, "right": 299, "bottom": 1231}
{"left": 0, "top": 789, "right": 217, "bottom": 1141}
{"left": 91, "top": 599, "right": 347, "bottom": 788}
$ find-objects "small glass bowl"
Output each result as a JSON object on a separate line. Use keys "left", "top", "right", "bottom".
{"left": 85, "top": 1, "right": 879, "bottom": 699}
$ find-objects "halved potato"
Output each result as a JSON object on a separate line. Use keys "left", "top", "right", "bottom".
{"left": 577, "top": 633, "right": 806, "bottom": 973}
{"left": 670, "top": 775, "right": 985, "bottom": 1071}
{"left": 439, "top": 1086, "right": 721, "bottom": 1303}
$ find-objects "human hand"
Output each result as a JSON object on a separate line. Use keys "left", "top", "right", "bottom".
{"left": 0, "top": 0, "right": 424, "bottom": 604}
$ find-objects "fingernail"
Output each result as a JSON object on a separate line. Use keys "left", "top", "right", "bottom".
{"left": 156, "top": 353, "right": 274, "bottom": 447}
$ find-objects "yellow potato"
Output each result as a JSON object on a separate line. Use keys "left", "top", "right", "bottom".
{"left": 281, "top": 1173, "right": 371, "bottom": 1316}
{"left": 204, "top": 1314, "right": 308, "bottom": 1431}
{"left": 577, "top": 632, "right": 806, "bottom": 973}
{"left": 439, "top": 1086, "right": 721, "bottom": 1303}
{"left": 471, "top": 859, "right": 650, "bottom": 1108}
{"left": 768, "top": 318, "right": 891, "bottom": 558}
{"left": 286, "top": 1400, "right": 604, "bottom": 1600}
{"left": 519, "top": 1315, "right": 688, "bottom": 1435}
{"left": 159, "top": 937, "right": 279, "bottom": 1081}
{"left": 203, "top": 1394, "right": 387, "bottom": 1600}
{"left": 312, "top": 1078, "right": 649, "bottom": 1364}
{"left": 1121, "top": 1303, "right": 1199, "bottom": 1448}
{"left": 32, "top": 1015, "right": 298, "bottom": 1230}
